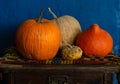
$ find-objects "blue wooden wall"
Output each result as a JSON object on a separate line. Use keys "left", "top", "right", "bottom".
{"left": 0, "top": 0, "right": 120, "bottom": 83}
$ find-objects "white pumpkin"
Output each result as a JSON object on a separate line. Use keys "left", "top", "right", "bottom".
{"left": 48, "top": 8, "right": 82, "bottom": 48}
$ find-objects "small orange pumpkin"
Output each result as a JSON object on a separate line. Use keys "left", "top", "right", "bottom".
{"left": 16, "top": 9, "right": 61, "bottom": 60}
{"left": 76, "top": 24, "right": 113, "bottom": 57}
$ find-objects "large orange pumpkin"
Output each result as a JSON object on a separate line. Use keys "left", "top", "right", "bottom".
{"left": 16, "top": 9, "right": 61, "bottom": 60}
{"left": 76, "top": 24, "right": 113, "bottom": 57}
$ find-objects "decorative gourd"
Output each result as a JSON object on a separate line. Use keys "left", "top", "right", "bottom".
{"left": 48, "top": 8, "right": 82, "bottom": 48}
{"left": 61, "top": 41, "right": 82, "bottom": 60}
{"left": 76, "top": 24, "right": 113, "bottom": 57}
{"left": 16, "top": 9, "right": 61, "bottom": 61}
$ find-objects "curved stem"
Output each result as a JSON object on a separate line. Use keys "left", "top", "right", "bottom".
{"left": 38, "top": 8, "right": 44, "bottom": 23}
{"left": 62, "top": 41, "right": 72, "bottom": 48}
{"left": 48, "top": 7, "right": 58, "bottom": 19}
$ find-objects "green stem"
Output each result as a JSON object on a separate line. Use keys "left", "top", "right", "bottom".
{"left": 38, "top": 8, "right": 44, "bottom": 23}
{"left": 48, "top": 7, "right": 58, "bottom": 19}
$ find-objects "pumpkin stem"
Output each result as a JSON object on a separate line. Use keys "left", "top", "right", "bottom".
{"left": 38, "top": 8, "right": 44, "bottom": 23}
{"left": 62, "top": 41, "right": 73, "bottom": 48}
{"left": 48, "top": 7, "right": 58, "bottom": 19}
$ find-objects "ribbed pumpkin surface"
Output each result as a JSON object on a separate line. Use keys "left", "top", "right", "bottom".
{"left": 16, "top": 19, "right": 61, "bottom": 60}
{"left": 76, "top": 24, "right": 113, "bottom": 57}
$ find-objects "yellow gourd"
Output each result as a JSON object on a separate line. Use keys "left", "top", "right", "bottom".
{"left": 61, "top": 41, "right": 82, "bottom": 60}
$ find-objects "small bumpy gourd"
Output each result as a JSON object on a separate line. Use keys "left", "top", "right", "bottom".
{"left": 48, "top": 8, "right": 82, "bottom": 48}
{"left": 76, "top": 24, "right": 113, "bottom": 57}
{"left": 61, "top": 42, "right": 82, "bottom": 60}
